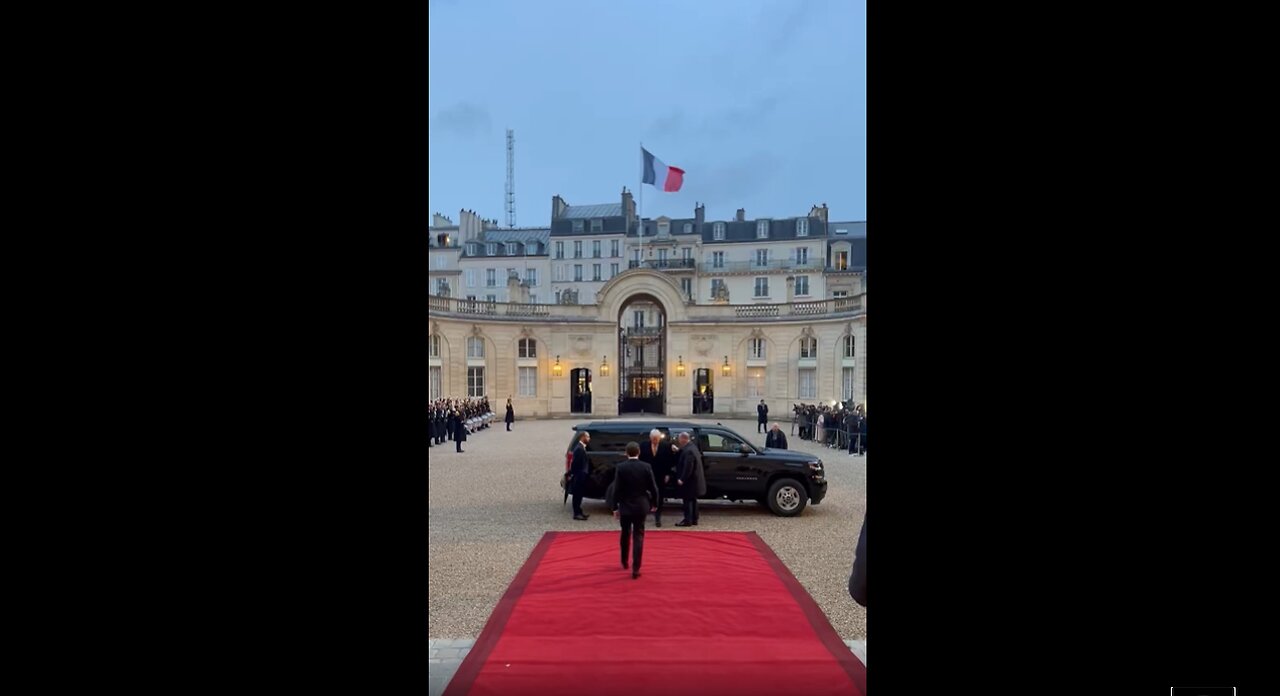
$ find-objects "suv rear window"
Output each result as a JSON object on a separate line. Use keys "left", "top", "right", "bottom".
{"left": 699, "top": 430, "right": 746, "bottom": 452}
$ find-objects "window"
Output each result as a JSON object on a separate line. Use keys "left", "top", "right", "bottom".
{"left": 574, "top": 241, "right": 582, "bottom": 258}
{"left": 593, "top": 240, "right": 601, "bottom": 258}
{"left": 591, "top": 219, "right": 603, "bottom": 233}
{"left": 682, "top": 247, "right": 691, "bottom": 261}
{"left": 593, "top": 264, "right": 601, "bottom": 281}
{"left": 800, "top": 337, "right": 818, "bottom": 358}
{"left": 710, "top": 278, "right": 726, "bottom": 298}
{"left": 833, "top": 290, "right": 849, "bottom": 298}
{"left": 529, "top": 293, "right": 537, "bottom": 304}
{"left": 518, "top": 338, "right": 537, "bottom": 358}
{"left": 486, "top": 294, "right": 497, "bottom": 303}
{"left": 430, "top": 366, "right": 441, "bottom": 399}
{"left": 612, "top": 240, "right": 620, "bottom": 257}
{"left": 429, "top": 334, "right": 440, "bottom": 358}
{"left": 750, "top": 338, "right": 766, "bottom": 359}
{"left": 683, "top": 223, "right": 693, "bottom": 235}
{"left": 658, "top": 221, "right": 669, "bottom": 237}
{"left": 712, "top": 251, "right": 724, "bottom": 268}
{"left": 701, "top": 431, "right": 745, "bottom": 453}
{"left": 467, "top": 336, "right": 485, "bottom": 359}
{"left": 506, "top": 242, "right": 517, "bottom": 255}
{"left": 713, "top": 222, "right": 725, "bottom": 240}
{"left": 842, "top": 367, "right": 856, "bottom": 401}
{"left": 755, "top": 249, "right": 769, "bottom": 267}
{"left": 834, "top": 251, "right": 849, "bottom": 271}
{"left": 525, "top": 268, "right": 537, "bottom": 286}
{"left": 486, "top": 269, "right": 496, "bottom": 286}
{"left": 556, "top": 241, "right": 564, "bottom": 259}
{"left": 795, "top": 275, "right": 810, "bottom": 296}
{"left": 835, "top": 228, "right": 849, "bottom": 236}
{"left": 518, "top": 366, "right": 537, "bottom": 397}
{"left": 467, "top": 244, "right": 478, "bottom": 256}
{"left": 435, "top": 255, "right": 447, "bottom": 269}
{"left": 467, "top": 367, "right": 485, "bottom": 397}
{"left": 528, "top": 242, "right": 539, "bottom": 255}
{"left": 633, "top": 248, "right": 642, "bottom": 264}
{"left": 795, "top": 247, "right": 809, "bottom": 265}
{"left": 757, "top": 220, "right": 769, "bottom": 239}
{"left": 681, "top": 277, "right": 692, "bottom": 298}
{"left": 797, "top": 218, "right": 809, "bottom": 237}
{"left": 574, "top": 264, "right": 583, "bottom": 281}
{"left": 555, "top": 265, "right": 564, "bottom": 281}
{"left": 633, "top": 311, "right": 645, "bottom": 328}
{"left": 748, "top": 368, "right": 765, "bottom": 398}
{"left": 486, "top": 243, "right": 496, "bottom": 256}
{"left": 611, "top": 263, "right": 619, "bottom": 278}
{"left": 843, "top": 335, "right": 855, "bottom": 358}
{"left": 435, "top": 278, "right": 450, "bottom": 296}
{"left": 658, "top": 248, "right": 668, "bottom": 263}
{"left": 799, "top": 368, "right": 816, "bottom": 399}
{"left": 754, "top": 277, "right": 769, "bottom": 297}
{"left": 573, "top": 220, "right": 584, "bottom": 233}
{"left": 465, "top": 269, "right": 476, "bottom": 287}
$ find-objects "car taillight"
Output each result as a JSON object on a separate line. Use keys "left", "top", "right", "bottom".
{"left": 565, "top": 452, "right": 572, "bottom": 471}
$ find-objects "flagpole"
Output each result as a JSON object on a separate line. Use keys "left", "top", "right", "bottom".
{"left": 638, "top": 142, "right": 644, "bottom": 269}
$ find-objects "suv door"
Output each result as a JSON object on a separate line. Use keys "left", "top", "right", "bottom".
{"left": 694, "top": 428, "right": 756, "bottom": 498}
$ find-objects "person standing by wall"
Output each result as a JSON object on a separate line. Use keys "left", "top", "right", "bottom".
{"left": 505, "top": 397, "right": 514, "bottom": 432}
{"left": 607, "top": 442, "right": 660, "bottom": 579}
{"left": 757, "top": 399, "right": 769, "bottom": 433}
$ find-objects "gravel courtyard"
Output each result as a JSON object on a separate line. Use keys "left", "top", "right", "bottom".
{"left": 428, "top": 415, "right": 867, "bottom": 640}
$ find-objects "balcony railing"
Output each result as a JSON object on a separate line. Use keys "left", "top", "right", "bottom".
{"left": 701, "top": 259, "right": 825, "bottom": 274}
{"left": 628, "top": 259, "right": 697, "bottom": 270}
{"left": 623, "top": 326, "right": 663, "bottom": 337}
{"left": 429, "top": 293, "right": 864, "bottom": 321}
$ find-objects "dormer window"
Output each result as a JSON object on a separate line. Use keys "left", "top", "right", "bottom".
{"left": 658, "top": 221, "right": 670, "bottom": 237}
{"left": 683, "top": 223, "right": 693, "bottom": 235}
{"left": 467, "top": 243, "right": 478, "bottom": 256}
{"left": 713, "top": 222, "right": 725, "bottom": 240}
{"left": 506, "top": 242, "right": 517, "bottom": 255}
{"left": 757, "top": 220, "right": 770, "bottom": 239}
{"left": 797, "top": 218, "right": 809, "bottom": 237}
{"left": 486, "top": 243, "right": 496, "bottom": 256}
{"left": 590, "top": 219, "right": 603, "bottom": 233}
{"left": 573, "top": 220, "right": 584, "bottom": 233}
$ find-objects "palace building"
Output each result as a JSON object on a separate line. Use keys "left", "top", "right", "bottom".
{"left": 428, "top": 189, "right": 866, "bottom": 419}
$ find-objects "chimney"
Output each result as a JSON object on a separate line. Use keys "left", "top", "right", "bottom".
{"left": 736, "top": 208, "right": 746, "bottom": 222}
{"left": 622, "top": 188, "right": 635, "bottom": 221}
{"left": 694, "top": 202, "right": 705, "bottom": 229}
{"left": 552, "top": 195, "right": 569, "bottom": 220}
{"left": 809, "top": 204, "right": 829, "bottom": 223}
{"left": 433, "top": 213, "right": 453, "bottom": 228}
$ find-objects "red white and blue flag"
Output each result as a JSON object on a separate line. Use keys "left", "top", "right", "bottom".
{"left": 641, "top": 147, "right": 685, "bottom": 192}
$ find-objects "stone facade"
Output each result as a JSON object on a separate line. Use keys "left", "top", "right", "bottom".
{"left": 428, "top": 269, "right": 865, "bottom": 419}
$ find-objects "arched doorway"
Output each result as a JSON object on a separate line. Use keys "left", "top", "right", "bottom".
{"left": 618, "top": 294, "right": 667, "bottom": 414}
{"left": 570, "top": 368, "right": 593, "bottom": 414}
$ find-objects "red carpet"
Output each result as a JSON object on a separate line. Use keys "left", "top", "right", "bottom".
{"left": 443, "top": 531, "right": 866, "bottom": 696}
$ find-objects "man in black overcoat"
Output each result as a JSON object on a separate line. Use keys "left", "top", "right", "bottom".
{"left": 673, "top": 432, "right": 706, "bottom": 526}
{"left": 765, "top": 422, "right": 788, "bottom": 449}
{"left": 757, "top": 399, "right": 769, "bottom": 433}
{"left": 639, "top": 429, "right": 679, "bottom": 527}
{"left": 452, "top": 409, "right": 467, "bottom": 453}
{"left": 568, "top": 431, "right": 591, "bottom": 520}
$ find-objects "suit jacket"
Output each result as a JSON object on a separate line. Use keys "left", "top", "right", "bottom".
{"left": 505, "top": 405, "right": 514, "bottom": 423}
{"left": 607, "top": 458, "right": 660, "bottom": 517}
{"left": 757, "top": 403, "right": 768, "bottom": 421}
{"left": 765, "top": 430, "right": 788, "bottom": 449}
{"left": 451, "top": 414, "right": 467, "bottom": 441}
{"left": 676, "top": 442, "right": 706, "bottom": 497}
{"left": 639, "top": 440, "right": 676, "bottom": 484}
{"left": 849, "top": 518, "right": 866, "bottom": 606}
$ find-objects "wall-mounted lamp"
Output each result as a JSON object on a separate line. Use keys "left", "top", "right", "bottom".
{"left": 722, "top": 355, "right": 731, "bottom": 376}
{"left": 553, "top": 355, "right": 562, "bottom": 376}
{"left": 600, "top": 356, "right": 609, "bottom": 376}
{"left": 675, "top": 355, "right": 685, "bottom": 376}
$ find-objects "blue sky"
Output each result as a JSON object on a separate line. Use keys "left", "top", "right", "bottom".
{"left": 428, "top": 0, "right": 866, "bottom": 226}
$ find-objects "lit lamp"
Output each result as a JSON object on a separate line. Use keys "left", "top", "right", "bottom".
{"left": 553, "top": 355, "right": 562, "bottom": 377}
{"left": 676, "top": 355, "right": 685, "bottom": 376}
{"left": 600, "top": 355, "right": 609, "bottom": 376}
{"left": 721, "top": 355, "right": 731, "bottom": 376}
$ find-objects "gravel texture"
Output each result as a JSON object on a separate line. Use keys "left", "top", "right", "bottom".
{"left": 428, "top": 416, "right": 866, "bottom": 639}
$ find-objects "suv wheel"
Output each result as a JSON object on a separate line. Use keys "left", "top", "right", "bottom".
{"left": 766, "top": 478, "right": 807, "bottom": 517}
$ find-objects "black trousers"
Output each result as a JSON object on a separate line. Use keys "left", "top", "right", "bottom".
{"left": 682, "top": 497, "right": 699, "bottom": 523}
{"left": 572, "top": 492, "right": 584, "bottom": 516}
{"left": 455, "top": 437, "right": 464, "bottom": 452}
{"left": 619, "top": 512, "right": 646, "bottom": 571}
{"left": 758, "top": 420, "right": 766, "bottom": 433}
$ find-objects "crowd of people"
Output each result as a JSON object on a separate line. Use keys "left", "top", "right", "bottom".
{"left": 789, "top": 401, "right": 867, "bottom": 456}
{"left": 429, "top": 397, "right": 510, "bottom": 453}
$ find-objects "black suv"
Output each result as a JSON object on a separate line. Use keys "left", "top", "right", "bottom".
{"left": 563, "top": 421, "right": 827, "bottom": 517}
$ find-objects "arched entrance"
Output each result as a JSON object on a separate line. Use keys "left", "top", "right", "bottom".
{"left": 570, "top": 368, "right": 593, "bottom": 414}
{"left": 618, "top": 293, "right": 667, "bottom": 414}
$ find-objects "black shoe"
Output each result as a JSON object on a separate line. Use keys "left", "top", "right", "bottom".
{"left": 654, "top": 520, "right": 662, "bottom": 527}
{"left": 675, "top": 520, "right": 692, "bottom": 527}
{"left": 573, "top": 514, "right": 589, "bottom": 521}
{"left": 693, "top": 521, "right": 699, "bottom": 526}
{"left": 632, "top": 571, "right": 640, "bottom": 579}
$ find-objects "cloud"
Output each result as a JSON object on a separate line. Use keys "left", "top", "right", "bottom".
{"left": 431, "top": 101, "right": 492, "bottom": 138}
{"left": 766, "top": 0, "right": 826, "bottom": 54}
{"left": 688, "top": 151, "right": 784, "bottom": 203}
{"left": 647, "top": 110, "right": 686, "bottom": 138}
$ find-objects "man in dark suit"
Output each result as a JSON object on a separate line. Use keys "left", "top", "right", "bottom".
{"left": 765, "top": 422, "right": 788, "bottom": 449}
{"left": 452, "top": 409, "right": 467, "bottom": 453}
{"left": 569, "top": 431, "right": 591, "bottom": 520}
{"left": 607, "top": 442, "right": 660, "bottom": 579}
{"left": 848, "top": 517, "right": 866, "bottom": 606}
{"left": 639, "top": 429, "right": 680, "bottom": 527}
{"left": 674, "top": 432, "right": 706, "bottom": 527}
{"left": 757, "top": 400, "right": 769, "bottom": 433}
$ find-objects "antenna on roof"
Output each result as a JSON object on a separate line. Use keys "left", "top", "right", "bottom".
{"left": 505, "top": 129, "right": 517, "bottom": 228}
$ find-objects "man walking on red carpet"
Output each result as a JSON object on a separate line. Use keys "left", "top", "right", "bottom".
{"left": 674, "top": 432, "right": 706, "bottom": 526}
{"left": 607, "top": 442, "right": 659, "bottom": 579}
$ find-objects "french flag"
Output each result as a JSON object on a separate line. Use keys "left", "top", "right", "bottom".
{"left": 641, "top": 147, "right": 685, "bottom": 192}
